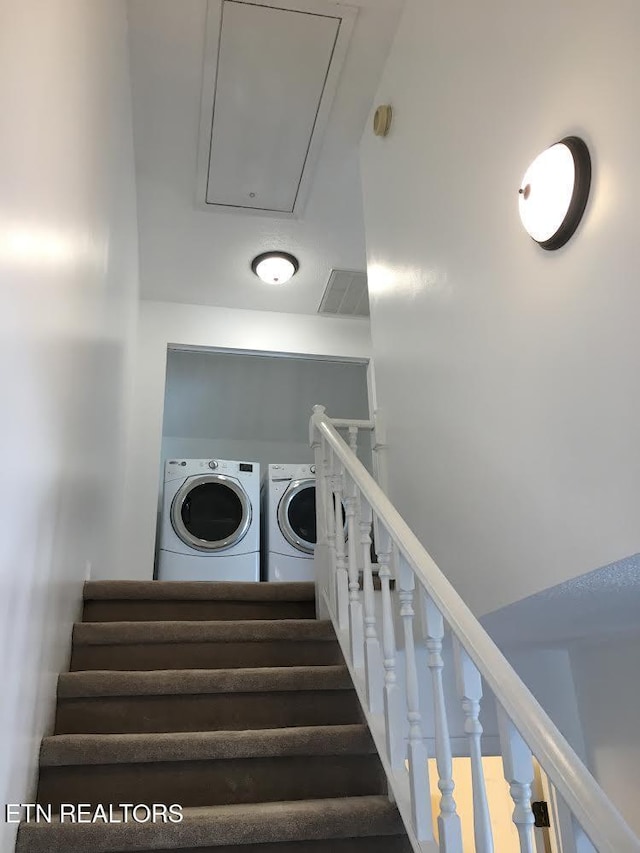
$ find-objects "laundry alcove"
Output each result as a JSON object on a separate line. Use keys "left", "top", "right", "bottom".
{"left": 155, "top": 347, "right": 371, "bottom": 577}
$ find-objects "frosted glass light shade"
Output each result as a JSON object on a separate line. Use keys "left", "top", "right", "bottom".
{"left": 252, "top": 252, "right": 299, "bottom": 284}
{"left": 518, "top": 137, "right": 591, "bottom": 250}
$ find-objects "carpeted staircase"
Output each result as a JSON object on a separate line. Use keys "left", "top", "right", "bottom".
{"left": 16, "top": 581, "right": 411, "bottom": 853}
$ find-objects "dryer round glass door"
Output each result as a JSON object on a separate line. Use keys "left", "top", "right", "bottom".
{"left": 278, "top": 479, "right": 317, "bottom": 554}
{"left": 171, "top": 474, "right": 252, "bottom": 552}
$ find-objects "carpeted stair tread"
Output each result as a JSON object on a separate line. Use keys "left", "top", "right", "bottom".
{"left": 40, "top": 724, "right": 375, "bottom": 766}
{"left": 84, "top": 582, "right": 315, "bottom": 602}
{"left": 58, "top": 666, "right": 351, "bottom": 698}
{"left": 73, "top": 620, "right": 335, "bottom": 645}
{"left": 16, "top": 796, "right": 404, "bottom": 853}
{"left": 26, "top": 580, "right": 409, "bottom": 851}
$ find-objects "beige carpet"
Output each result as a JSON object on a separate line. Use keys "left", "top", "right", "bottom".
{"left": 16, "top": 581, "right": 410, "bottom": 853}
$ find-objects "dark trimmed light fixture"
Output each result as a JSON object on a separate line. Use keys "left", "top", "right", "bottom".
{"left": 251, "top": 251, "right": 299, "bottom": 284}
{"left": 518, "top": 136, "right": 591, "bottom": 250}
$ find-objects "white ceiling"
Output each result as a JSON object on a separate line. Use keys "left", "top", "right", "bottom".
{"left": 127, "top": 0, "right": 403, "bottom": 313}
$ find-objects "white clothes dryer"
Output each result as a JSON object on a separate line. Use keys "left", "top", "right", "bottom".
{"left": 158, "top": 458, "right": 260, "bottom": 581}
{"left": 264, "top": 463, "right": 318, "bottom": 582}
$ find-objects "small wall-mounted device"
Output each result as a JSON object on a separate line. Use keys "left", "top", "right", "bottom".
{"left": 532, "top": 801, "right": 551, "bottom": 828}
{"left": 373, "top": 104, "right": 392, "bottom": 137}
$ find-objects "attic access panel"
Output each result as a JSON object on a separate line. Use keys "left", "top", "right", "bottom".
{"left": 198, "top": 0, "right": 355, "bottom": 216}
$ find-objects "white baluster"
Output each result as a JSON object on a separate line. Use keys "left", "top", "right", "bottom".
{"left": 310, "top": 432, "right": 328, "bottom": 616}
{"left": 344, "top": 472, "right": 364, "bottom": 668}
{"left": 422, "top": 592, "right": 462, "bottom": 851}
{"left": 377, "top": 531, "right": 405, "bottom": 769}
{"left": 398, "top": 554, "right": 434, "bottom": 842}
{"left": 322, "top": 443, "right": 337, "bottom": 619}
{"left": 348, "top": 425, "right": 359, "bottom": 457}
{"left": 360, "top": 497, "right": 383, "bottom": 713}
{"left": 453, "top": 638, "right": 494, "bottom": 853}
{"left": 332, "top": 464, "right": 349, "bottom": 632}
{"left": 498, "top": 707, "right": 536, "bottom": 853}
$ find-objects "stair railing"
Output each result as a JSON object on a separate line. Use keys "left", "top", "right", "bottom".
{"left": 309, "top": 404, "right": 640, "bottom": 853}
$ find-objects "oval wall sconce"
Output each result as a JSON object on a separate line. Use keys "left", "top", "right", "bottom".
{"left": 518, "top": 136, "right": 591, "bottom": 250}
{"left": 251, "top": 251, "right": 299, "bottom": 285}
{"left": 373, "top": 104, "right": 393, "bottom": 137}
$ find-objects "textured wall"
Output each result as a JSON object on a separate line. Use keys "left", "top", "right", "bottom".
{"left": 0, "top": 2, "right": 139, "bottom": 846}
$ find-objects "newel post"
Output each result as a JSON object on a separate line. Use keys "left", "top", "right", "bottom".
{"left": 332, "top": 463, "right": 349, "bottom": 632}
{"left": 310, "top": 408, "right": 329, "bottom": 617}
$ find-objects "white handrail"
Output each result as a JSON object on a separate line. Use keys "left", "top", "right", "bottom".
{"left": 311, "top": 405, "right": 640, "bottom": 853}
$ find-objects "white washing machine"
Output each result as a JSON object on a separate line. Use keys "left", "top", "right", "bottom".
{"left": 264, "top": 463, "right": 318, "bottom": 582}
{"left": 158, "top": 458, "right": 260, "bottom": 581}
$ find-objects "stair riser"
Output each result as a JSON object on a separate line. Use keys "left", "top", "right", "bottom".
{"left": 55, "top": 691, "right": 362, "bottom": 734}
{"left": 38, "top": 754, "right": 385, "bottom": 810}
{"left": 83, "top": 601, "right": 316, "bottom": 622}
{"left": 16, "top": 834, "right": 412, "bottom": 853}
{"left": 83, "top": 839, "right": 413, "bottom": 853}
{"left": 70, "top": 641, "right": 342, "bottom": 671}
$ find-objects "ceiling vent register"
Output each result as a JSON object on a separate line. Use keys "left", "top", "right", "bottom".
{"left": 318, "top": 270, "right": 370, "bottom": 318}
{"left": 197, "top": 0, "right": 356, "bottom": 217}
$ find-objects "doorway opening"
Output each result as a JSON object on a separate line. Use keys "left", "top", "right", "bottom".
{"left": 154, "top": 346, "right": 370, "bottom": 581}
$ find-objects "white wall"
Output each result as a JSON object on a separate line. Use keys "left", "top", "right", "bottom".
{"left": 116, "top": 300, "right": 371, "bottom": 581}
{"left": 360, "top": 0, "right": 640, "bottom": 616}
{"left": 0, "top": 1, "right": 139, "bottom": 848}
{"left": 570, "top": 635, "right": 640, "bottom": 835}
{"left": 505, "top": 646, "right": 587, "bottom": 763}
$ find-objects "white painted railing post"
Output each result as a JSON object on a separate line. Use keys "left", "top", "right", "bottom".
{"left": 345, "top": 471, "right": 364, "bottom": 669}
{"left": 347, "top": 424, "right": 359, "bottom": 458}
{"left": 332, "top": 464, "right": 349, "bottom": 632}
{"left": 322, "top": 443, "right": 337, "bottom": 620}
{"left": 360, "top": 496, "right": 383, "bottom": 714}
{"left": 498, "top": 707, "right": 536, "bottom": 853}
{"left": 397, "top": 554, "right": 434, "bottom": 842}
{"left": 422, "top": 592, "right": 463, "bottom": 852}
{"left": 311, "top": 436, "right": 330, "bottom": 618}
{"left": 453, "top": 638, "right": 494, "bottom": 853}
{"left": 377, "top": 531, "right": 405, "bottom": 770}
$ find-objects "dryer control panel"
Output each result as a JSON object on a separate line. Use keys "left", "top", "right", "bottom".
{"left": 268, "top": 463, "right": 315, "bottom": 482}
{"left": 166, "top": 459, "right": 259, "bottom": 479}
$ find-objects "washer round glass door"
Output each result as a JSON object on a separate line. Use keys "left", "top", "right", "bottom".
{"left": 278, "top": 479, "right": 317, "bottom": 554}
{"left": 171, "top": 474, "right": 251, "bottom": 552}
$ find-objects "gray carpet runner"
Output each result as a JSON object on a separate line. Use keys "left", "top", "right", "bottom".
{"left": 16, "top": 581, "right": 410, "bottom": 853}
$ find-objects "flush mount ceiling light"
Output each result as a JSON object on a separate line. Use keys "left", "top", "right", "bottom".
{"left": 251, "top": 251, "right": 299, "bottom": 284}
{"left": 518, "top": 136, "right": 591, "bottom": 250}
